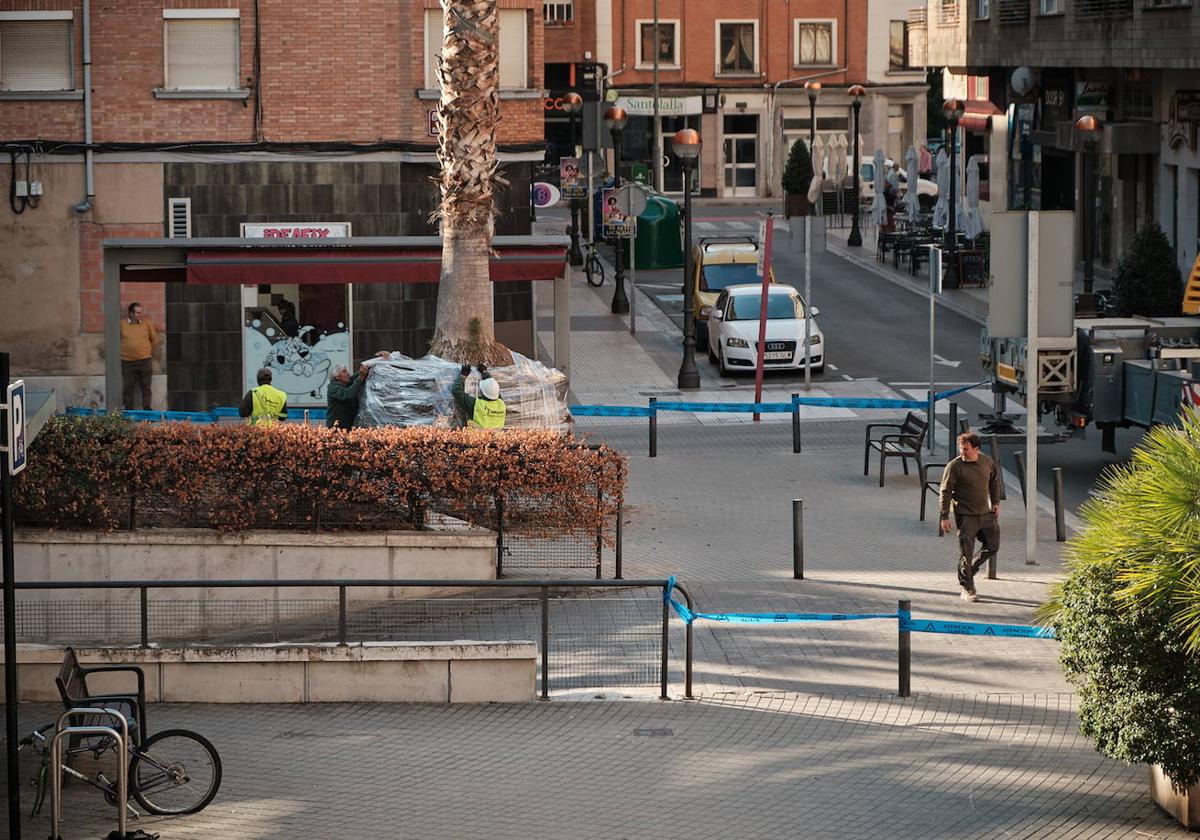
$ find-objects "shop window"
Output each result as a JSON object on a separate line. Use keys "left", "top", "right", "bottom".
{"left": 0, "top": 12, "right": 73, "bottom": 92}
{"left": 163, "top": 10, "right": 239, "bottom": 91}
{"left": 717, "top": 21, "right": 757, "bottom": 74}
{"left": 426, "top": 9, "right": 527, "bottom": 89}
{"left": 637, "top": 20, "right": 679, "bottom": 67}
{"left": 793, "top": 20, "right": 834, "bottom": 66}
{"left": 977, "top": 0, "right": 991, "bottom": 19}
{"left": 1039, "top": 0, "right": 1062, "bottom": 14}
{"left": 888, "top": 21, "right": 911, "bottom": 70}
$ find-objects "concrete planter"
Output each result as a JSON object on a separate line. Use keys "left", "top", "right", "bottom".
{"left": 1150, "top": 764, "right": 1200, "bottom": 830}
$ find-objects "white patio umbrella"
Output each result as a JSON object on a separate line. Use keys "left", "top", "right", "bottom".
{"left": 871, "top": 148, "right": 887, "bottom": 226}
{"left": 932, "top": 149, "right": 950, "bottom": 229}
{"left": 963, "top": 155, "right": 984, "bottom": 240}
{"left": 903, "top": 145, "right": 921, "bottom": 223}
{"left": 810, "top": 135, "right": 826, "bottom": 180}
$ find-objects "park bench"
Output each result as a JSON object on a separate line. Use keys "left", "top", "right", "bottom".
{"left": 55, "top": 647, "right": 147, "bottom": 746}
{"left": 863, "top": 412, "right": 928, "bottom": 487}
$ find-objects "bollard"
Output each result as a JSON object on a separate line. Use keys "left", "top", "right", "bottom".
{"left": 1052, "top": 467, "right": 1066, "bottom": 542}
{"left": 615, "top": 503, "right": 624, "bottom": 579}
{"left": 1013, "top": 451, "right": 1027, "bottom": 507}
{"left": 792, "top": 499, "right": 804, "bottom": 580}
{"left": 792, "top": 393, "right": 801, "bottom": 454}
{"left": 959, "top": 417, "right": 971, "bottom": 434}
{"left": 648, "top": 397, "right": 658, "bottom": 458}
{"left": 540, "top": 587, "right": 550, "bottom": 700}
{"left": 988, "top": 435, "right": 1006, "bottom": 500}
{"left": 948, "top": 402, "right": 958, "bottom": 454}
{"left": 898, "top": 599, "right": 911, "bottom": 698}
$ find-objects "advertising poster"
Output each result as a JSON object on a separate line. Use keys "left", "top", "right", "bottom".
{"left": 560, "top": 156, "right": 586, "bottom": 199}
{"left": 602, "top": 188, "right": 632, "bottom": 238}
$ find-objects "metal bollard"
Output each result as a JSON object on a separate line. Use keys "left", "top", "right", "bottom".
{"left": 1013, "top": 451, "right": 1027, "bottom": 507}
{"left": 615, "top": 503, "right": 624, "bottom": 579}
{"left": 959, "top": 417, "right": 971, "bottom": 434}
{"left": 1052, "top": 467, "right": 1066, "bottom": 542}
{"left": 792, "top": 499, "right": 804, "bottom": 580}
{"left": 649, "top": 397, "right": 658, "bottom": 458}
{"left": 897, "top": 599, "right": 911, "bottom": 698}
{"left": 539, "top": 587, "right": 550, "bottom": 700}
{"left": 989, "top": 435, "right": 1006, "bottom": 500}
{"left": 792, "top": 393, "right": 802, "bottom": 454}
{"left": 948, "top": 402, "right": 958, "bottom": 454}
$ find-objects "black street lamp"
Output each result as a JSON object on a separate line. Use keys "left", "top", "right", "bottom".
{"left": 942, "top": 97, "right": 965, "bottom": 288}
{"left": 847, "top": 84, "right": 866, "bottom": 247}
{"left": 563, "top": 91, "right": 584, "bottom": 266}
{"left": 804, "top": 80, "right": 821, "bottom": 147}
{"left": 605, "top": 106, "right": 630, "bottom": 314}
{"left": 674, "top": 128, "right": 702, "bottom": 390}
{"left": 1075, "top": 114, "right": 1102, "bottom": 316}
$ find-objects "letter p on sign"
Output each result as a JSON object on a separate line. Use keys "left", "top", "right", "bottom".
{"left": 6, "top": 380, "right": 26, "bottom": 475}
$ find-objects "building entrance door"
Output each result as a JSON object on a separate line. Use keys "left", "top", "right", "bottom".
{"left": 723, "top": 114, "right": 759, "bottom": 197}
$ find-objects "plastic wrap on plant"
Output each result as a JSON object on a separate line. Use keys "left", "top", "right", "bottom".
{"left": 357, "top": 351, "right": 571, "bottom": 431}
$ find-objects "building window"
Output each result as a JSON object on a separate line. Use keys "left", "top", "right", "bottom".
{"left": 0, "top": 12, "right": 73, "bottom": 92}
{"left": 888, "top": 21, "right": 911, "bottom": 69}
{"left": 543, "top": 0, "right": 573, "bottom": 24}
{"left": 637, "top": 20, "right": 679, "bottom": 68}
{"left": 1121, "top": 79, "right": 1153, "bottom": 120}
{"left": 163, "top": 10, "right": 239, "bottom": 90}
{"left": 426, "top": 9, "right": 527, "bottom": 89}
{"left": 977, "top": 0, "right": 991, "bottom": 17}
{"left": 1039, "top": 0, "right": 1061, "bottom": 13}
{"left": 717, "top": 21, "right": 757, "bottom": 74}
{"left": 793, "top": 20, "right": 834, "bottom": 67}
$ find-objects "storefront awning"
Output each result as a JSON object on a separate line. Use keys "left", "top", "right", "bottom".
{"left": 959, "top": 100, "right": 1002, "bottom": 134}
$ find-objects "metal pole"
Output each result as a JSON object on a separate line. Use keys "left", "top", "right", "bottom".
{"left": 2, "top": 350, "right": 20, "bottom": 840}
{"left": 948, "top": 402, "right": 958, "bottom": 454}
{"left": 569, "top": 111, "right": 583, "bottom": 266}
{"left": 1026, "top": 211, "right": 1039, "bottom": 566}
{"left": 140, "top": 586, "right": 149, "bottom": 648}
{"left": 848, "top": 100, "right": 863, "bottom": 246}
{"left": 660, "top": 586, "right": 669, "bottom": 700}
{"left": 539, "top": 586, "right": 550, "bottom": 700}
{"left": 804, "top": 216, "right": 812, "bottom": 390}
{"left": 929, "top": 274, "right": 936, "bottom": 454}
{"left": 791, "top": 392, "right": 801, "bottom": 454}
{"left": 678, "top": 160, "right": 700, "bottom": 389}
{"left": 648, "top": 396, "right": 658, "bottom": 458}
{"left": 495, "top": 494, "right": 505, "bottom": 578}
{"left": 673, "top": 582, "right": 695, "bottom": 700}
{"left": 587, "top": 151, "right": 595, "bottom": 248}
{"left": 629, "top": 218, "right": 637, "bottom": 335}
{"left": 945, "top": 117, "right": 961, "bottom": 286}
{"left": 1082, "top": 146, "right": 1094, "bottom": 296}
{"left": 611, "top": 129, "right": 630, "bottom": 314}
{"left": 898, "top": 599, "right": 911, "bottom": 698}
{"left": 989, "top": 434, "right": 1006, "bottom": 500}
{"left": 1053, "top": 466, "right": 1066, "bottom": 542}
{"left": 615, "top": 503, "right": 624, "bottom": 579}
{"left": 337, "top": 585, "right": 348, "bottom": 645}
{"left": 651, "top": 0, "right": 662, "bottom": 194}
{"left": 1013, "top": 451, "right": 1027, "bottom": 505}
{"left": 792, "top": 499, "right": 804, "bottom": 580}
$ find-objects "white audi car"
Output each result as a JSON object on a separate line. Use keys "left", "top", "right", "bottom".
{"left": 704, "top": 284, "right": 824, "bottom": 376}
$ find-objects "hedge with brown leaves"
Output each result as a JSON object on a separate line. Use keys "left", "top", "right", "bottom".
{"left": 15, "top": 416, "right": 625, "bottom": 540}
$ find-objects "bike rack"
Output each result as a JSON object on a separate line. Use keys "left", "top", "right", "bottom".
{"left": 50, "top": 707, "right": 131, "bottom": 839}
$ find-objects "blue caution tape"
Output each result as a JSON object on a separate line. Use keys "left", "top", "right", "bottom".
{"left": 899, "top": 616, "right": 1056, "bottom": 639}
{"left": 663, "top": 578, "right": 897, "bottom": 626}
{"left": 569, "top": 404, "right": 655, "bottom": 417}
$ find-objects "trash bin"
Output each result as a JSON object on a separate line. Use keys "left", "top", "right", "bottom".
{"left": 624, "top": 195, "right": 683, "bottom": 269}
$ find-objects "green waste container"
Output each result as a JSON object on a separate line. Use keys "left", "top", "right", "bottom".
{"left": 620, "top": 195, "right": 683, "bottom": 269}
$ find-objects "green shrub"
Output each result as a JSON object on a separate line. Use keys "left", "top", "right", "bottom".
{"left": 781, "top": 139, "right": 814, "bottom": 196}
{"left": 1041, "top": 411, "right": 1200, "bottom": 789}
{"left": 1111, "top": 221, "right": 1183, "bottom": 317}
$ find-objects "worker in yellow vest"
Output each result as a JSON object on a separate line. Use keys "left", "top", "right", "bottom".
{"left": 452, "top": 363, "right": 506, "bottom": 429}
{"left": 238, "top": 367, "right": 289, "bottom": 426}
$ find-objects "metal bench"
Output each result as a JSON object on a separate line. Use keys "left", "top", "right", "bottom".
{"left": 864, "top": 412, "right": 928, "bottom": 487}
{"left": 56, "top": 647, "right": 147, "bottom": 747}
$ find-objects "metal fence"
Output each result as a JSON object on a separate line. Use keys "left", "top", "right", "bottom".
{"left": 10, "top": 578, "right": 673, "bottom": 698}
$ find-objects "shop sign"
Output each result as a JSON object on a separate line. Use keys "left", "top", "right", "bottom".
{"left": 241, "top": 222, "right": 352, "bottom": 238}
{"left": 1075, "top": 81, "right": 1109, "bottom": 112}
{"left": 1168, "top": 90, "right": 1199, "bottom": 152}
{"left": 614, "top": 95, "right": 702, "bottom": 117}
{"left": 1174, "top": 90, "right": 1200, "bottom": 123}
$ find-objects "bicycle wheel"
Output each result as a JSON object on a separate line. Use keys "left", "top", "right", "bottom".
{"left": 586, "top": 254, "right": 605, "bottom": 287}
{"left": 129, "top": 729, "right": 222, "bottom": 816}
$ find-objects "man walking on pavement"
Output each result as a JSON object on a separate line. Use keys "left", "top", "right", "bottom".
{"left": 120, "top": 302, "right": 158, "bottom": 410}
{"left": 939, "top": 432, "right": 1001, "bottom": 602}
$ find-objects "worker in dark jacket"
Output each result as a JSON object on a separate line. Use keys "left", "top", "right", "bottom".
{"left": 452, "top": 364, "right": 506, "bottom": 429}
{"left": 326, "top": 364, "right": 369, "bottom": 429}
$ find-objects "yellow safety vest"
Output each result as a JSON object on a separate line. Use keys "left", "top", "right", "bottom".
{"left": 470, "top": 397, "right": 506, "bottom": 429}
{"left": 249, "top": 383, "right": 288, "bottom": 426}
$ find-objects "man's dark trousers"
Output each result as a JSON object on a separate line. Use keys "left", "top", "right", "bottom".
{"left": 122, "top": 358, "right": 152, "bottom": 409}
{"left": 956, "top": 511, "right": 999, "bottom": 590}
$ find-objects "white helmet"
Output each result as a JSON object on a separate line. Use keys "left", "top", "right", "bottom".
{"left": 479, "top": 377, "right": 500, "bottom": 400}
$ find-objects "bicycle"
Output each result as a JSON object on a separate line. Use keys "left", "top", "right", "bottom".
{"left": 584, "top": 240, "right": 606, "bottom": 287}
{"left": 20, "top": 718, "right": 222, "bottom": 819}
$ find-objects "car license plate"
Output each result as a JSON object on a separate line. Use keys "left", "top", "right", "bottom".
{"left": 764, "top": 351, "right": 791, "bottom": 360}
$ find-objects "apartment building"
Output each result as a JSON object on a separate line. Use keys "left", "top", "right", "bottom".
{"left": 0, "top": 0, "right": 547, "bottom": 411}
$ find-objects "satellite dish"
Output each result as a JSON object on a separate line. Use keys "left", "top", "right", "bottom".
{"left": 1011, "top": 67, "right": 1035, "bottom": 97}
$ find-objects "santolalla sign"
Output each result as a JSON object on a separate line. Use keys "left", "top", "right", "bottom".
{"left": 615, "top": 95, "right": 702, "bottom": 116}
{"left": 240, "top": 222, "right": 352, "bottom": 238}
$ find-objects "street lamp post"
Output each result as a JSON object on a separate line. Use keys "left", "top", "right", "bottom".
{"left": 942, "top": 98, "right": 965, "bottom": 288}
{"left": 674, "top": 128, "right": 702, "bottom": 390}
{"left": 605, "top": 106, "right": 630, "bottom": 314}
{"left": 564, "top": 92, "right": 584, "bottom": 266}
{"left": 804, "top": 81, "right": 821, "bottom": 147}
{"left": 1075, "top": 114, "right": 1102, "bottom": 316}
{"left": 847, "top": 84, "right": 866, "bottom": 247}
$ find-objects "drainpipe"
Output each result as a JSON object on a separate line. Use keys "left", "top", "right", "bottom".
{"left": 72, "top": 0, "right": 94, "bottom": 214}
{"left": 765, "top": 67, "right": 847, "bottom": 198}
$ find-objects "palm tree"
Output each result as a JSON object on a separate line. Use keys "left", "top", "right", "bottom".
{"left": 429, "top": 0, "right": 513, "bottom": 366}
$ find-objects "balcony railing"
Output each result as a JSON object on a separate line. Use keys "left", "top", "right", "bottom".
{"left": 997, "top": 0, "right": 1031, "bottom": 22}
{"left": 937, "top": 1, "right": 962, "bottom": 25}
{"left": 1075, "top": 0, "right": 1133, "bottom": 16}
{"left": 543, "top": 0, "right": 574, "bottom": 24}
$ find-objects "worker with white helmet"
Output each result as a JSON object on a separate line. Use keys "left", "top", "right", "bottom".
{"left": 452, "top": 363, "right": 507, "bottom": 429}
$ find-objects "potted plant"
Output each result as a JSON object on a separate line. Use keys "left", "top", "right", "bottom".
{"left": 782, "top": 139, "right": 814, "bottom": 218}
{"left": 1039, "top": 412, "right": 1200, "bottom": 829}
{"left": 1111, "top": 221, "right": 1183, "bottom": 317}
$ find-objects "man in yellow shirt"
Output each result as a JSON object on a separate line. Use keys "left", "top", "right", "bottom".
{"left": 120, "top": 302, "right": 158, "bottom": 410}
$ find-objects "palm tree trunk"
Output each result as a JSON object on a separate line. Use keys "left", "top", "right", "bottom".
{"left": 429, "top": 0, "right": 513, "bottom": 366}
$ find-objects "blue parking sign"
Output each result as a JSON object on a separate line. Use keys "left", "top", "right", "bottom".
{"left": 6, "top": 380, "right": 25, "bottom": 475}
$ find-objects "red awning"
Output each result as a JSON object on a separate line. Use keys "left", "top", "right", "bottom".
{"left": 185, "top": 246, "right": 568, "bottom": 285}
{"left": 959, "top": 100, "right": 1002, "bottom": 134}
